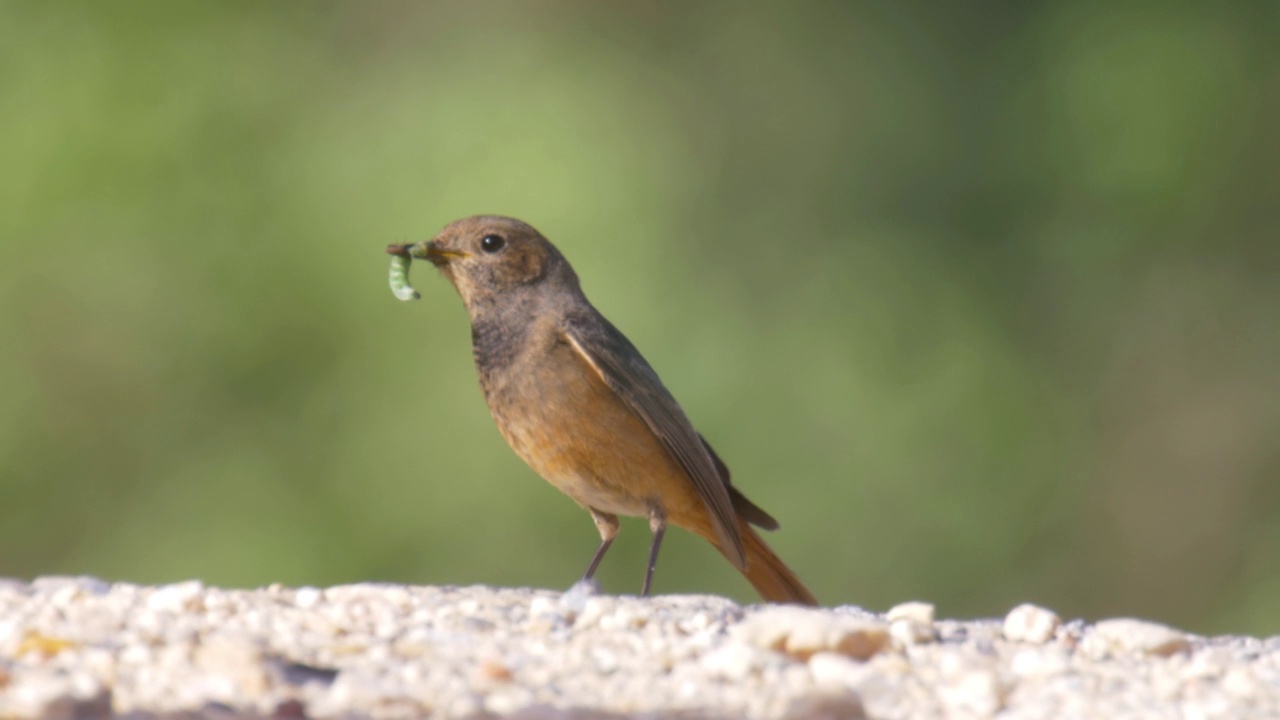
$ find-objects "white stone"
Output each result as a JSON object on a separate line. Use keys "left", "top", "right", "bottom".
{"left": 194, "top": 634, "right": 269, "bottom": 700}
{"left": 0, "top": 619, "right": 18, "bottom": 649}
{"left": 939, "top": 670, "right": 1004, "bottom": 716}
{"left": 598, "top": 605, "right": 650, "bottom": 632}
{"left": 294, "top": 587, "right": 323, "bottom": 609}
{"left": 1009, "top": 646, "right": 1070, "bottom": 676}
{"left": 573, "top": 596, "right": 616, "bottom": 629}
{"left": 146, "top": 580, "right": 205, "bottom": 613}
{"left": 1221, "top": 666, "right": 1258, "bottom": 697}
{"left": 808, "top": 651, "right": 871, "bottom": 687}
{"left": 735, "top": 607, "right": 889, "bottom": 661}
{"left": 528, "top": 595, "right": 557, "bottom": 618}
{"left": 886, "top": 601, "right": 935, "bottom": 626}
{"left": 1003, "top": 603, "right": 1061, "bottom": 644}
{"left": 701, "top": 642, "right": 760, "bottom": 680}
{"left": 890, "top": 618, "right": 934, "bottom": 646}
{"left": 1085, "top": 618, "right": 1192, "bottom": 657}
{"left": 591, "top": 646, "right": 620, "bottom": 673}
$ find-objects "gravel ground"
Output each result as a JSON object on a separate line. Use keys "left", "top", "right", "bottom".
{"left": 1, "top": 577, "right": 1277, "bottom": 719}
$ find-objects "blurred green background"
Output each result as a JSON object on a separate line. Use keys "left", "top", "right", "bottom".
{"left": 1, "top": 1, "right": 1276, "bottom": 635}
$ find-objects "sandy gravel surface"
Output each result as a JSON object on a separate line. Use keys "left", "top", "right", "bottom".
{"left": 1, "top": 577, "right": 1276, "bottom": 718}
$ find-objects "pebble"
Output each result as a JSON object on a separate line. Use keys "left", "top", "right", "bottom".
{"left": 807, "top": 651, "right": 871, "bottom": 687}
{"left": 889, "top": 618, "right": 934, "bottom": 647}
{"left": 194, "top": 633, "right": 270, "bottom": 699}
{"left": 294, "top": 587, "right": 323, "bottom": 609}
{"left": 1009, "top": 646, "right": 1070, "bottom": 676}
{"left": 146, "top": 580, "right": 205, "bottom": 613}
{"left": 0, "top": 577, "right": 1272, "bottom": 719}
{"left": 1084, "top": 618, "right": 1193, "bottom": 658}
{"left": 735, "top": 607, "right": 890, "bottom": 661}
{"left": 885, "top": 601, "right": 936, "bottom": 647}
{"left": 702, "top": 642, "right": 761, "bottom": 680}
{"left": 1003, "top": 603, "right": 1061, "bottom": 644}
{"left": 886, "top": 601, "right": 935, "bottom": 626}
{"left": 939, "top": 669, "right": 1005, "bottom": 716}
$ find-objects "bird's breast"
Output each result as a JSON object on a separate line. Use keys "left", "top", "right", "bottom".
{"left": 475, "top": 327, "right": 692, "bottom": 519}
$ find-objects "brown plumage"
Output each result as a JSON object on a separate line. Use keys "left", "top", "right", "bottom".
{"left": 390, "top": 215, "right": 817, "bottom": 605}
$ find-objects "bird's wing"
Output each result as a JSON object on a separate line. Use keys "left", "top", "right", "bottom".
{"left": 562, "top": 315, "right": 746, "bottom": 568}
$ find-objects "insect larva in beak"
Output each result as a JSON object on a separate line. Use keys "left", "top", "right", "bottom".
{"left": 389, "top": 252, "right": 420, "bottom": 301}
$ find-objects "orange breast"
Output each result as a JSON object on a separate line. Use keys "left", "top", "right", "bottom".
{"left": 483, "top": 336, "right": 711, "bottom": 531}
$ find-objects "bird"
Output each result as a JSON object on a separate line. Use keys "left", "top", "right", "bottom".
{"left": 387, "top": 215, "right": 817, "bottom": 605}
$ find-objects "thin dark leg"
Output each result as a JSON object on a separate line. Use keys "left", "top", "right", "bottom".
{"left": 641, "top": 518, "right": 667, "bottom": 597}
{"left": 583, "top": 509, "right": 620, "bottom": 582}
{"left": 582, "top": 537, "right": 614, "bottom": 581}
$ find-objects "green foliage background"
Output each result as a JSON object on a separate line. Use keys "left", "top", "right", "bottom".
{"left": 2, "top": 2, "right": 1276, "bottom": 635}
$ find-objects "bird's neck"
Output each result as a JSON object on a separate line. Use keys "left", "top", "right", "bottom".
{"left": 467, "top": 287, "right": 552, "bottom": 381}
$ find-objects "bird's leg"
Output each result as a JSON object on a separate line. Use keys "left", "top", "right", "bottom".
{"left": 641, "top": 508, "right": 668, "bottom": 597}
{"left": 582, "top": 509, "right": 620, "bottom": 581}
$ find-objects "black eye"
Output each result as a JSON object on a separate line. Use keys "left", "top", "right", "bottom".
{"left": 480, "top": 234, "right": 506, "bottom": 253}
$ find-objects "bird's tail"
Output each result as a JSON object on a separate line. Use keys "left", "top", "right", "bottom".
{"left": 734, "top": 523, "right": 819, "bottom": 606}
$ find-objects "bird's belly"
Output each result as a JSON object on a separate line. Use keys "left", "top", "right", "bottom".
{"left": 483, "top": 344, "right": 686, "bottom": 519}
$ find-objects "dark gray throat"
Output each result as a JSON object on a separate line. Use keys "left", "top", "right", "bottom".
{"left": 470, "top": 316, "right": 526, "bottom": 381}
{"left": 468, "top": 291, "right": 546, "bottom": 388}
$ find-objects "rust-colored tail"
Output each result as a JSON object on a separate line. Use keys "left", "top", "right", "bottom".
{"left": 735, "top": 524, "right": 818, "bottom": 606}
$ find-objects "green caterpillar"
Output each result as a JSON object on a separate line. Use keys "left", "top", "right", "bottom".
{"left": 388, "top": 250, "right": 420, "bottom": 301}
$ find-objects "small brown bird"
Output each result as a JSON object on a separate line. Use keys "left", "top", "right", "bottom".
{"left": 388, "top": 216, "right": 817, "bottom": 605}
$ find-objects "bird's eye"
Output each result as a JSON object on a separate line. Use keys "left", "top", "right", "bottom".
{"left": 480, "top": 234, "right": 506, "bottom": 253}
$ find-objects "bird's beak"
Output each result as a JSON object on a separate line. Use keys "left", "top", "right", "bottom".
{"left": 419, "top": 242, "right": 469, "bottom": 267}
{"left": 385, "top": 240, "right": 468, "bottom": 265}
